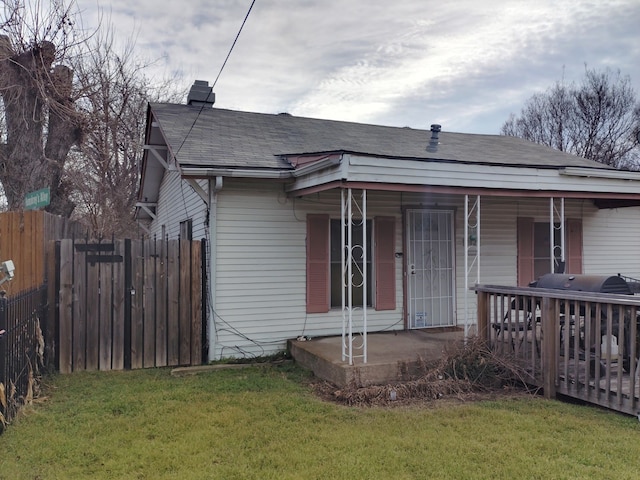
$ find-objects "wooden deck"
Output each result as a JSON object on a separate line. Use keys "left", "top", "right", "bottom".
{"left": 556, "top": 354, "right": 640, "bottom": 415}
{"left": 476, "top": 284, "right": 640, "bottom": 417}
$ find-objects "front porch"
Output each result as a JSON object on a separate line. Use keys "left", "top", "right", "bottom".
{"left": 288, "top": 329, "right": 464, "bottom": 387}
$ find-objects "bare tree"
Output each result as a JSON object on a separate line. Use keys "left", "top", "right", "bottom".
{"left": 68, "top": 27, "right": 182, "bottom": 237}
{"left": 0, "top": 0, "right": 85, "bottom": 215}
{"left": 502, "top": 68, "right": 640, "bottom": 169}
{"left": 0, "top": 0, "right": 183, "bottom": 235}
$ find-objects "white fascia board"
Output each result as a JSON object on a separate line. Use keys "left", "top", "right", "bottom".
{"left": 180, "top": 156, "right": 341, "bottom": 180}
{"left": 291, "top": 156, "right": 342, "bottom": 177}
{"left": 286, "top": 155, "right": 348, "bottom": 192}
{"left": 180, "top": 167, "right": 292, "bottom": 179}
{"left": 560, "top": 167, "right": 640, "bottom": 181}
{"left": 345, "top": 156, "right": 640, "bottom": 195}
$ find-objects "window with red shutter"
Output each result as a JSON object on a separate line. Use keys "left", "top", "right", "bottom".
{"left": 375, "top": 216, "right": 396, "bottom": 310}
{"left": 517, "top": 217, "right": 583, "bottom": 285}
{"left": 306, "top": 214, "right": 397, "bottom": 313}
{"left": 306, "top": 214, "right": 330, "bottom": 313}
{"left": 517, "top": 217, "right": 535, "bottom": 286}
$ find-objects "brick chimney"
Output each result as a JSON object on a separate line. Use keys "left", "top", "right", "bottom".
{"left": 187, "top": 80, "right": 215, "bottom": 107}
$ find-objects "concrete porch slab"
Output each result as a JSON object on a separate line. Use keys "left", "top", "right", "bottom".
{"left": 288, "top": 329, "right": 464, "bottom": 387}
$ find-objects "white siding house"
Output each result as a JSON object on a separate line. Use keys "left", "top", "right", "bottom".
{"left": 136, "top": 81, "right": 640, "bottom": 361}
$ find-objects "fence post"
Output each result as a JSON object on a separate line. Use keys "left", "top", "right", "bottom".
{"left": 200, "top": 238, "right": 208, "bottom": 364}
{"left": 124, "top": 239, "right": 132, "bottom": 370}
{"left": 541, "top": 296, "right": 558, "bottom": 399}
{"left": 0, "top": 291, "right": 7, "bottom": 421}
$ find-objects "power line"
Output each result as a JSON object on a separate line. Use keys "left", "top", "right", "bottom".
{"left": 213, "top": 0, "right": 257, "bottom": 90}
{"left": 175, "top": 0, "right": 257, "bottom": 158}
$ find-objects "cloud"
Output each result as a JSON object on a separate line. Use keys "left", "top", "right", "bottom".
{"left": 79, "top": 0, "right": 640, "bottom": 134}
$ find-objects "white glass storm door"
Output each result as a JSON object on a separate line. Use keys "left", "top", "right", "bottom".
{"left": 406, "top": 209, "right": 455, "bottom": 328}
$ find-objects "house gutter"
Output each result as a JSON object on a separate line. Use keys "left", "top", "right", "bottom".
{"left": 181, "top": 167, "right": 292, "bottom": 179}
{"left": 560, "top": 167, "right": 640, "bottom": 181}
{"left": 208, "top": 176, "right": 223, "bottom": 361}
{"left": 179, "top": 156, "right": 342, "bottom": 180}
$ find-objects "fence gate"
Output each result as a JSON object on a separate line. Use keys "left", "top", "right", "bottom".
{"left": 55, "top": 238, "right": 206, "bottom": 373}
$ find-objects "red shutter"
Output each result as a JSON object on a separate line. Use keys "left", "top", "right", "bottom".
{"left": 306, "top": 214, "right": 330, "bottom": 313}
{"left": 566, "top": 218, "right": 583, "bottom": 274}
{"left": 375, "top": 216, "right": 396, "bottom": 311}
{"left": 517, "top": 217, "right": 534, "bottom": 286}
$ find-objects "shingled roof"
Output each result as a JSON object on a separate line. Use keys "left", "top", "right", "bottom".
{"left": 149, "top": 103, "right": 612, "bottom": 171}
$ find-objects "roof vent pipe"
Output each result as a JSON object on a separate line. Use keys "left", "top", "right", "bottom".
{"left": 187, "top": 80, "right": 216, "bottom": 107}
{"left": 426, "top": 124, "right": 441, "bottom": 152}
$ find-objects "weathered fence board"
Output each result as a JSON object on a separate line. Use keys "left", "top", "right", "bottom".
{"left": 0, "top": 211, "right": 85, "bottom": 297}
{"left": 85, "top": 250, "right": 100, "bottom": 371}
{"left": 155, "top": 239, "right": 167, "bottom": 368}
{"left": 179, "top": 240, "right": 191, "bottom": 366}
{"left": 58, "top": 240, "right": 73, "bottom": 373}
{"left": 191, "top": 241, "right": 203, "bottom": 364}
{"left": 167, "top": 241, "right": 180, "bottom": 366}
{"left": 143, "top": 239, "right": 156, "bottom": 368}
{"left": 55, "top": 238, "right": 206, "bottom": 373}
{"left": 130, "top": 240, "right": 144, "bottom": 370}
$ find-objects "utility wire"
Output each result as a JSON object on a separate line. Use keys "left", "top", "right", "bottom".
{"left": 175, "top": 0, "right": 257, "bottom": 158}
{"left": 212, "top": 0, "right": 256, "bottom": 90}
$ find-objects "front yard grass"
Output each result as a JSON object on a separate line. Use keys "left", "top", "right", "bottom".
{"left": 1, "top": 363, "right": 639, "bottom": 479}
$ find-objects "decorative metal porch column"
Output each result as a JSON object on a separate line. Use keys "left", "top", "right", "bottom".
{"left": 341, "top": 188, "right": 367, "bottom": 365}
{"left": 550, "top": 197, "right": 565, "bottom": 273}
{"left": 464, "top": 195, "right": 480, "bottom": 339}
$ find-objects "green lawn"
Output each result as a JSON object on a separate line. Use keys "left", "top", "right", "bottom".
{"left": 1, "top": 363, "right": 639, "bottom": 479}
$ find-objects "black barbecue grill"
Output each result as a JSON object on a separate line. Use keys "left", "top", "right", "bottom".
{"left": 530, "top": 273, "right": 636, "bottom": 375}
{"left": 532, "top": 273, "right": 633, "bottom": 295}
{"left": 494, "top": 274, "right": 637, "bottom": 373}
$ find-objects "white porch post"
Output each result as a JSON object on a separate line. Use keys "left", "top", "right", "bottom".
{"left": 550, "top": 197, "right": 565, "bottom": 273}
{"left": 341, "top": 188, "right": 367, "bottom": 365}
{"left": 464, "top": 195, "right": 480, "bottom": 339}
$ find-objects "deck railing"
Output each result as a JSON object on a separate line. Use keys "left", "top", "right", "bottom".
{"left": 476, "top": 285, "right": 640, "bottom": 416}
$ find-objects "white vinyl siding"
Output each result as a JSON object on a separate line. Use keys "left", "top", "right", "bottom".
{"left": 151, "top": 171, "right": 640, "bottom": 358}
{"left": 582, "top": 205, "right": 640, "bottom": 277}
{"left": 148, "top": 171, "right": 208, "bottom": 240}
{"left": 212, "top": 182, "right": 405, "bottom": 359}
{"left": 212, "top": 187, "right": 639, "bottom": 357}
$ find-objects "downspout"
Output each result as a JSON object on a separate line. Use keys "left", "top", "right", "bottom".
{"left": 208, "top": 176, "right": 223, "bottom": 361}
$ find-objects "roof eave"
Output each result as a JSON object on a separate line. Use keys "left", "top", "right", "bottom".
{"left": 560, "top": 166, "right": 640, "bottom": 181}
{"left": 180, "top": 166, "right": 292, "bottom": 179}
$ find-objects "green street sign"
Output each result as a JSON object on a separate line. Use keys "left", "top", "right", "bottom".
{"left": 25, "top": 187, "right": 50, "bottom": 210}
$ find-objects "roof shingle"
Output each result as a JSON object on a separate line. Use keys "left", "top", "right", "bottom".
{"left": 150, "top": 103, "right": 613, "bottom": 171}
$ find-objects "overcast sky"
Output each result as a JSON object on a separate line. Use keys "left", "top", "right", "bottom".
{"left": 80, "top": 0, "right": 640, "bottom": 134}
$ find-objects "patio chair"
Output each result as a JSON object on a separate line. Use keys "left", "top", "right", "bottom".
{"left": 492, "top": 296, "right": 540, "bottom": 356}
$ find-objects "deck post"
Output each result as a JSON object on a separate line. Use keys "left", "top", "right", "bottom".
{"left": 541, "top": 296, "right": 557, "bottom": 399}
{"left": 476, "top": 289, "right": 489, "bottom": 342}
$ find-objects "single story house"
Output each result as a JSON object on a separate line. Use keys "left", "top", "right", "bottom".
{"left": 136, "top": 80, "right": 640, "bottom": 362}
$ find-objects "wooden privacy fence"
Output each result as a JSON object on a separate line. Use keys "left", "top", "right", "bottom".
{"left": 0, "top": 210, "right": 85, "bottom": 296}
{"left": 476, "top": 285, "right": 640, "bottom": 416}
{"left": 55, "top": 238, "right": 207, "bottom": 373}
